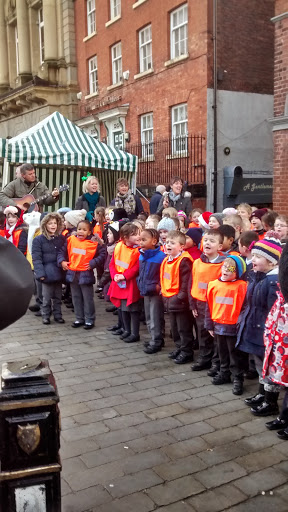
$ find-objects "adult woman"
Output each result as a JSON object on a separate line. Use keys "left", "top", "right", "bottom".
{"left": 110, "top": 178, "right": 143, "bottom": 221}
{"left": 75, "top": 176, "right": 106, "bottom": 222}
{"left": 156, "top": 176, "right": 192, "bottom": 217}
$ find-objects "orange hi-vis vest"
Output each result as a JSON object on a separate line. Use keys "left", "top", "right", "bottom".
{"left": 114, "top": 241, "right": 140, "bottom": 273}
{"left": 13, "top": 229, "right": 22, "bottom": 248}
{"left": 62, "top": 229, "right": 69, "bottom": 237}
{"left": 188, "top": 221, "right": 199, "bottom": 228}
{"left": 0, "top": 228, "right": 5, "bottom": 237}
{"left": 207, "top": 278, "right": 247, "bottom": 325}
{"left": 191, "top": 257, "right": 223, "bottom": 302}
{"left": 160, "top": 251, "right": 193, "bottom": 298}
{"left": 67, "top": 235, "right": 98, "bottom": 271}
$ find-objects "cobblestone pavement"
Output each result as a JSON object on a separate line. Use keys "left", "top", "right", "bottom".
{"left": 1, "top": 297, "right": 288, "bottom": 512}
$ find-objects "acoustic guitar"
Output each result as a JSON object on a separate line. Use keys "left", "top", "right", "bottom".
{"left": 13, "top": 184, "right": 70, "bottom": 212}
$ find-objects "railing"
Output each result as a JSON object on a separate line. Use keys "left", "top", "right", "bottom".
{"left": 126, "top": 135, "right": 206, "bottom": 186}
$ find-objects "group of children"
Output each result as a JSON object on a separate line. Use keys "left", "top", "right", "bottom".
{"left": 1, "top": 191, "right": 288, "bottom": 440}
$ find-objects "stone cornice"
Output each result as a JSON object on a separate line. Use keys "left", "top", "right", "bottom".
{"left": 271, "top": 12, "right": 288, "bottom": 23}
{"left": 269, "top": 115, "right": 288, "bottom": 131}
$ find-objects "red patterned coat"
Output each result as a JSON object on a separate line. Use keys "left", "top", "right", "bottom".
{"left": 262, "top": 291, "right": 288, "bottom": 387}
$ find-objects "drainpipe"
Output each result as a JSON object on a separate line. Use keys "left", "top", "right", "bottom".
{"left": 213, "top": 0, "right": 218, "bottom": 211}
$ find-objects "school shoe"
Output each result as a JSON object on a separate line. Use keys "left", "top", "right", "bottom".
{"left": 29, "top": 304, "right": 40, "bottom": 312}
{"left": 112, "top": 328, "right": 124, "bottom": 336}
{"left": 42, "top": 318, "right": 50, "bottom": 325}
{"left": 265, "top": 417, "right": 288, "bottom": 431}
{"left": 207, "top": 366, "right": 220, "bottom": 377}
{"left": 212, "top": 373, "right": 231, "bottom": 385}
{"left": 106, "top": 305, "right": 117, "bottom": 313}
{"left": 84, "top": 323, "right": 94, "bottom": 330}
{"left": 120, "top": 331, "right": 131, "bottom": 340}
{"left": 244, "top": 384, "right": 265, "bottom": 406}
{"left": 66, "top": 303, "right": 74, "bottom": 309}
{"left": 277, "top": 428, "right": 288, "bottom": 440}
{"left": 191, "top": 361, "right": 211, "bottom": 372}
{"left": 168, "top": 349, "right": 181, "bottom": 360}
{"left": 107, "top": 325, "right": 120, "bottom": 331}
{"left": 98, "top": 293, "right": 105, "bottom": 299}
{"left": 124, "top": 335, "right": 140, "bottom": 343}
{"left": 34, "top": 311, "right": 42, "bottom": 317}
{"left": 174, "top": 353, "right": 194, "bottom": 365}
{"left": 144, "top": 345, "right": 162, "bottom": 354}
{"left": 251, "top": 401, "right": 279, "bottom": 417}
{"left": 72, "top": 321, "right": 85, "bottom": 328}
{"left": 233, "top": 380, "right": 244, "bottom": 396}
{"left": 95, "top": 287, "right": 103, "bottom": 294}
{"left": 244, "top": 369, "right": 258, "bottom": 380}
{"left": 54, "top": 318, "right": 65, "bottom": 324}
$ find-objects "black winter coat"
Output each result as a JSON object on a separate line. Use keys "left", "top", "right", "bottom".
{"left": 75, "top": 194, "right": 106, "bottom": 211}
{"left": 156, "top": 194, "right": 192, "bottom": 217}
{"left": 32, "top": 234, "right": 65, "bottom": 283}
{"left": 163, "top": 258, "right": 192, "bottom": 313}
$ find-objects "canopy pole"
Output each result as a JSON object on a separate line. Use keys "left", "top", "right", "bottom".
{"left": 2, "top": 158, "right": 9, "bottom": 187}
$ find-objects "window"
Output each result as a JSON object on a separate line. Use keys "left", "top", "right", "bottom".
{"left": 110, "top": 0, "right": 121, "bottom": 19}
{"left": 38, "top": 8, "right": 44, "bottom": 64}
{"left": 170, "top": 4, "right": 188, "bottom": 59}
{"left": 88, "top": 56, "right": 98, "bottom": 94}
{"left": 139, "top": 25, "right": 152, "bottom": 73}
{"left": 15, "top": 26, "right": 19, "bottom": 75}
{"left": 171, "top": 103, "right": 188, "bottom": 153}
{"left": 111, "top": 42, "right": 122, "bottom": 84}
{"left": 87, "top": 0, "right": 96, "bottom": 36}
{"left": 141, "top": 113, "right": 153, "bottom": 157}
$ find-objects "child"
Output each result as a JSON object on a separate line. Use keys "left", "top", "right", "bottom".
{"left": 205, "top": 255, "right": 248, "bottom": 395}
{"left": 32, "top": 213, "right": 65, "bottom": 325}
{"left": 237, "top": 232, "right": 282, "bottom": 416}
{"left": 184, "top": 228, "right": 202, "bottom": 260}
{"left": 162, "top": 207, "right": 178, "bottom": 219}
{"left": 108, "top": 222, "right": 141, "bottom": 343}
{"left": 137, "top": 229, "right": 166, "bottom": 354}
{"left": 145, "top": 214, "right": 161, "bottom": 229}
{"left": 93, "top": 206, "right": 106, "bottom": 238}
{"left": 105, "top": 206, "right": 115, "bottom": 223}
{"left": 3, "top": 206, "right": 28, "bottom": 254}
{"left": 100, "top": 222, "right": 120, "bottom": 303}
{"left": 262, "top": 211, "right": 278, "bottom": 232}
{"left": 223, "top": 214, "right": 243, "bottom": 242}
{"left": 237, "top": 203, "right": 252, "bottom": 221}
{"left": 160, "top": 230, "right": 194, "bottom": 364}
{"left": 238, "top": 231, "right": 259, "bottom": 274}
{"left": 157, "top": 217, "right": 177, "bottom": 253}
{"left": 63, "top": 209, "right": 87, "bottom": 237}
{"left": 177, "top": 211, "right": 187, "bottom": 230}
{"left": 274, "top": 215, "right": 288, "bottom": 245}
{"left": 198, "top": 211, "right": 212, "bottom": 232}
{"left": 209, "top": 213, "right": 224, "bottom": 229}
{"left": 189, "top": 208, "right": 203, "bottom": 228}
{"left": 0, "top": 211, "right": 6, "bottom": 235}
{"left": 58, "top": 219, "right": 106, "bottom": 329}
{"left": 190, "top": 229, "right": 225, "bottom": 373}
{"left": 250, "top": 208, "right": 268, "bottom": 239}
{"left": 219, "top": 224, "right": 239, "bottom": 255}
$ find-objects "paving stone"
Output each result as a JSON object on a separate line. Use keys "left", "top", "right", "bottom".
{"left": 202, "top": 426, "right": 248, "bottom": 446}
{"left": 137, "top": 417, "right": 182, "bottom": 435}
{"left": 154, "top": 454, "right": 207, "bottom": 481}
{"left": 162, "top": 437, "right": 210, "bottom": 460}
{"left": 69, "top": 380, "right": 111, "bottom": 393}
{"left": 233, "top": 467, "right": 287, "bottom": 496}
{"left": 175, "top": 408, "right": 217, "bottom": 425}
{"left": 169, "top": 421, "right": 215, "bottom": 441}
{"left": 273, "top": 460, "right": 288, "bottom": 474}
{"left": 153, "top": 503, "right": 195, "bottom": 512}
{"left": 61, "top": 421, "right": 109, "bottom": 442}
{"left": 108, "top": 469, "right": 163, "bottom": 498}
{"left": 65, "top": 460, "right": 124, "bottom": 491}
{"left": 125, "top": 388, "right": 163, "bottom": 401}
{"left": 99, "top": 383, "right": 138, "bottom": 397}
{"left": 206, "top": 409, "right": 252, "bottom": 430}
{"left": 144, "top": 403, "right": 187, "bottom": 420}
{"left": 146, "top": 475, "right": 205, "bottom": 506}
{"left": 188, "top": 483, "right": 247, "bottom": 512}
{"left": 156, "top": 380, "right": 197, "bottom": 394}
{"left": 114, "top": 399, "right": 156, "bottom": 416}
{"left": 179, "top": 395, "right": 221, "bottom": 410}
{"left": 235, "top": 431, "right": 282, "bottom": 453}
{"left": 62, "top": 456, "right": 87, "bottom": 477}
{"left": 128, "top": 432, "right": 176, "bottom": 453}
{"left": 197, "top": 441, "right": 250, "bottom": 466}
{"left": 61, "top": 390, "right": 103, "bottom": 405}
{"left": 194, "top": 461, "right": 247, "bottom": 489}
{"left": 106, "top": 374, "right": 144, "bottom": 386}
{"left": 104, "top": 412, "right": 149, "bottom": 430}
{"left": 81, "top": 444, "right": 135, "bottom": 468}
{"left": 86, "top": 396, "right": 128, "bottom": 410}
{"left": 73, "top": 408, "right": 118, "bottom": 424}
{"left": 133, "top": 377, "right": 169, "bottom": 390}
{"left": 236, "top": 447, "right": 285, "bottom": 472}
{"left": 62, "top": 485, "right": 111, "bottom": 512}
{"left": 209, "top": 399, "right": 248, "bottom": 415}
{"left": 92, "top": 492, "right": 156, "bottom": 512}
{"left": 227, "top": 495, "right": 288, "bottom": 512}
{"left": 238, "top": 417, "right": 268, "bottom": 434}
{"left": 122, "top": 449, "right": 170, "bottom": 474}
{"left": 96, "top": 426, "right": 142, "bottom": 448}
{"left": 60, "top": 437, "right": 99, "bottom": 459}
{"left": 151, "top": 391, "right": 191, "bottom": 406}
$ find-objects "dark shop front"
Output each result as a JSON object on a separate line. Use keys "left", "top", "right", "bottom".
{"left": 223, "top": 166, "right": 273, "bottom": 208}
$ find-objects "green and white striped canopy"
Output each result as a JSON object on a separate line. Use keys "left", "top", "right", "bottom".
{"left": 0, "top": 138, "right": 6, "bottom": 159}
{"left": 3, "top": 111, "right": 137, "bottom": 173}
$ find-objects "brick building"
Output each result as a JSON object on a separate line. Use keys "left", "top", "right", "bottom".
{"left": 271, "top": 0, "right": 288, "bottom": 213}
{"left": 74, "top": 0, "right": 275, "bottom": 209}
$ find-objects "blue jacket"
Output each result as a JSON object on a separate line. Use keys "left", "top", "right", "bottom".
{"left": 149, "top": 192, "right": 162, "bottom": 214}
{"left": 57, "top": 236, "right": 106, "bottom": 285}
{"left": 32, "top": 234, "right": 65, "bottom": 283}
{"left": 236, "top": 268, "right": 279, "bottom": 357}
{"left": 137, "top": 246, "right": 166, "bottom": 296}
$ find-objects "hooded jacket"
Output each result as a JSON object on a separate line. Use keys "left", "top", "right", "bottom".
{"left": 137, "top": 246, "right": 166, "bottom": 296}
{"left": 32, "top": 213, "right": 65, "bottom": 283}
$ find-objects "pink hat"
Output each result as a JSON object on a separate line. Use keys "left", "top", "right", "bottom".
{"left": 177, "top": 210, "right": 187, "bottom": 219}
{"left": 199, "top": 211, "right": 212, "bottom": 230}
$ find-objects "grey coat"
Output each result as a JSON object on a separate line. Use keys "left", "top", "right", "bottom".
{"left": 75, "top": 194, "right": 106, "bottom": 211}
{"left": 156, "top": 194, "right": 192, "bottom": 216}
{"left": 0, "top": 178, "right": 58, "bottom": 208}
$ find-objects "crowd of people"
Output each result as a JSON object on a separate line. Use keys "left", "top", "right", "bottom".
{"left": 1, "top": 168, "right": 288, "bottom": 441}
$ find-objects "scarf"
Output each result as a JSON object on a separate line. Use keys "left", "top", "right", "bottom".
{"left": 114, "top": 189, "right": 136, "bottom": 215}
{"left": 4, "top": 213, "right": 24, "bottom": 243}
{"left": 169, "top": 190, "right": 181, "bottom": 206}
{"left": 84, "top": 192, "right": 100, "bottom": 222}
{"left": 107, "top": 242, "right": 117, "bottom": 256}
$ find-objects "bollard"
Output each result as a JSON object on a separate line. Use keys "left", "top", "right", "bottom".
{"left": 0, "top": 357, "right": 61, "bottom": 512}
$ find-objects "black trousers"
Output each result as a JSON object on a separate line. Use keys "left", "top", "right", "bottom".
{"left": 215, "top": 333, "right": 248, "bottom": 381}
{"left": 195, "top": 300, "right": 218, "bottom": 365}
{"left": 169, "top": 311, "right": 194, "bottom": 356}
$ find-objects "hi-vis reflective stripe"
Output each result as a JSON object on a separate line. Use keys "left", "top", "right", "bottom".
{"left": 164, "top": 272, "right": 171, "bottom": 280}
{"left": 216, "top": 296, "right": 234, "bottom": 305}
{"left": 115, "top": 259, "right": 129, "bottom": 269}
{"left": 199, "top": 282, "right": 208, "bottom": 290}
{"left": 72, "top": 248, "right": 86, "bottom": 255}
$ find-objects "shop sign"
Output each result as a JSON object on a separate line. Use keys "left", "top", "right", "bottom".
{"left": 230, "top": 177, "right": 273, "bottom": 198}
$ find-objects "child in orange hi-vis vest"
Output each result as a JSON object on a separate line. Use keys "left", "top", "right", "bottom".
{"left": 205, "top": 255, "right": 248, "bottom": 396}
{"left": 160, "top": 230, "right": 194, "bottom": 365}
{"left": 93, "top": 206, "right": 106, "bottom": 238}
{"left": 3, "top": 206, "right": 28, "bottom": 254}
{"left": 108, "top": 222, "right": 141, "bottom": 343}
{"left": 189, "top": 229, "right": 226, "bottom": 374}
{"left": 58, "top": 219, "right": 106, "bottom": 329}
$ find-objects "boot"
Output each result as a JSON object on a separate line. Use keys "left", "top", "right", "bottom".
{"left": 244, "top": 384, "right": 265, "bottom": 406}
{"left": 251, "top": 391, "right": 279, "bottom": 416}
{"left": 233, "top": 379, "right": 244, "bottom": 396}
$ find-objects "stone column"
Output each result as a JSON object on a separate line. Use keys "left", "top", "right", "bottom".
{"left": 16, "top": 0, "right": 32, "bottom": 80}
{"left": 43, "top": 0, "right": 58, "bottom": 61}
{"left": 0, "top": 2, "right": 9, "bottom": 91}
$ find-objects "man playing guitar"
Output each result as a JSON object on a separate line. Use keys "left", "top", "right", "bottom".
{"left": 0, "top": 163, "right": 60, "bottom": 211}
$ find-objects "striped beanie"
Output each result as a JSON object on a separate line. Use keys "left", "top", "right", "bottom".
{"left": 250, "top": 231, "right": 282, "bottom": 265}
{"left": 225, "top": 255, "right": 246, "bottom": 279}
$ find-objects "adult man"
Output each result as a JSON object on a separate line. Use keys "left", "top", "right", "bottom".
{"left": 0, "top": 163, "right": 59, "bottom": 209}
{"left": 149, "top": 184, "right": 166, "bottom": 214}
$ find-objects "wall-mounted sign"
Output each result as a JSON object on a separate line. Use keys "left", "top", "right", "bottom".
{"left": 85, "top": 95, "right": 122, "bottom": 112}
{"left": 228, "top": 177, "right": 273, "bottom": 204}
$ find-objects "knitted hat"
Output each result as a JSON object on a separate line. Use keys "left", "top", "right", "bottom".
{"left": 225, "top": 255, "right": 246, "bottom": 279}
{"left": 186, "top": 228, "right": 202, "bottom": 246}
{"left": 64, "top": 209, "right": 87, "bottom": 227}
{"left": 250, "top": 208, "right": 268, "bottom": 221}
{"left": 108, "top": 221, "right": 120, "bottom": 241}
{"left": 4, "top": 206, "right": 22, "bottom": 218}
{"left": 157, "top": 217, "right": 176, "bottom": 232}
{"left": 198, "top": 211, "right": 212, "bottom": 230}
{"left": 210, "top": 212, "right": 224, "bottom": 226}
{"left": 223, "top": 207, "right": 238, "bottom": 216}
{"left": 57, "top": 207, "right": 72, "bottom": 214}
{"left": 250, "top": 231, "right": 282, "bottom": 265}
{"left": 111, "top": 208, "right": 128, "bottom": 222}
{"left": 178, "top": 210, "right": 187, "bottom": 219}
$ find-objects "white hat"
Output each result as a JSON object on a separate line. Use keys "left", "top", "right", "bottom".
{"left": 64, "top": 209, "right": 87, "bottom": 227}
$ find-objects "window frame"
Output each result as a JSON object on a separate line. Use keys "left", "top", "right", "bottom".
{"left": 170, "top": 3, "right": 188, "bottom": 60}
{"left": 139, "top": 24, "right": 152, "bottom": 73}
{"left": 171, "top": 103, "right": 188, "bottom": 154}
{"left": 38, "top": 7, "right": 45, "bottom": 65}
{"left": 15, "top": 26, "right": 19, "bottom": 76}
{"left": 88, "top": 55, "right": 98, "bottom": 95}
{"left": 140, "top": 112, "right": 154, "bottom": 158}
{"left": 111, "top": 42, "right": 122, "bottom": 84}
{"left": 110, "top": 0, "right": 121, "bottom": 19}
{"left": 87, "top": 0, "right": 96, "bottom": 36}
